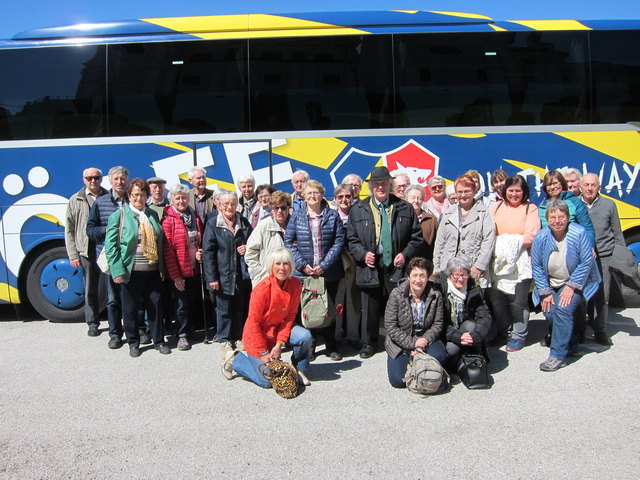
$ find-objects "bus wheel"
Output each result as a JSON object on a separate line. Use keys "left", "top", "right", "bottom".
{"left": 626, "top": 232, "right": 640, "bottom": 263}
{"left": 26, "top": 246, "right": 86, "bottom": 323}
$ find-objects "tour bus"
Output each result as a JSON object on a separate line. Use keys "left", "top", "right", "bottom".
{"left": 0, "top": 10, "right": 639, "bottom": 322}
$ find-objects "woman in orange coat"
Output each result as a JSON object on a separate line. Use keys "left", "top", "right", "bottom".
{"left": 221, "top": 247, "right": 313, "bottom": 387}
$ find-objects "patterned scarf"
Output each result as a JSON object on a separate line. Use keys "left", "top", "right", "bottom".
{"left": 446, "top": 278, "right": 467, "bottom": 327}
{"left": 129, "top": 205, "right": 158, "bottom": 263}
{"left": 172, "top": 206, "right": 192, "bottom": 228}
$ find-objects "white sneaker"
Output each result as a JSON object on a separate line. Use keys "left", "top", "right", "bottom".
{"left": 297, "top": 369, "right": 311, "bottom": 386}
{"left": 220, "top": 341, "right": 234, "bottom": 353}
{"left": 235, "top": 340, "right": 245, "bottom": 351}
{"left": 221, "top": 350, "right": 237, "bottom": 380}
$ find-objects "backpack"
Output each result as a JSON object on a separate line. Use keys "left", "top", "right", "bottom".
{"left": 300, "top": 276, "right": 331, "bottom": 329}
{"left": 403, "top": 351, "right": 448, "bottom": 395}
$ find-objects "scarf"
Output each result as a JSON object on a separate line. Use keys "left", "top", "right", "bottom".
{"left": 172, "top": 206, "right": 192, "bottom": 229}
{"left": 129, "top": 205, "right": 158, "bottom": 263}
{"left": 446, "top": 278, "right": 467, "bottom": 327}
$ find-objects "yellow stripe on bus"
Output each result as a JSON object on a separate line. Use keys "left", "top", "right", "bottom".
{"left": 0, "top": 283, "right": 20, "bottom": 303}
{"left": 156, "top": 142, "right": 193, "bottom": 152}
{"left": 428, "top": 11, "right": 493, "bottom": 21}
{"left": 196, "top": 28, "right": 366, "bottom": 40}
{"left": 449, "top": 134, "right": 487, "bottom": 138}
{"left": 555, "top": 131, "right": 640, "bottom": 166}
{"left": 508, "top": 20, "right": 591, "bottom": 31}
{"left": 273, "top": 138, "right": 348, "bottom": 169}
{"left": 35, "top": 214, "right": 62, "bottom": 225}
{"left": 502, "top": 159, "right": 548, "bottom": 178}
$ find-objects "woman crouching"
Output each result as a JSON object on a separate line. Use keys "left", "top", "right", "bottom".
{"left": 222, "top": 247, "right": 313, "bottom": 387}
{"left": 384, "top": 257, "right": 448, "bottom": 388}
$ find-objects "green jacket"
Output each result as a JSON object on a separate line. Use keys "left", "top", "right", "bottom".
{"left": 104, "top": 206, "right": 164, "bottom": 283}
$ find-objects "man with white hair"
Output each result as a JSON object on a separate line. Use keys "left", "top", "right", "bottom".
{"left": 580, "top": 173, "right": 635, "bottom": 345}
{"left": 188, "top": 167, "right": 215, "bottom": 224}
{"left": 237, "top": 174, "right": 257, "bottom": 221}
{"left": 291, "top": 169, "right": 309, "bottom": 212}
{"left": 391, "top": 172, "right": 411, "bottom": 199}
{"left": 65, "top": 167, "right": 108, "bottom": 337}
{"left": 342, "top": 173, "right": 363, "bottom": 203}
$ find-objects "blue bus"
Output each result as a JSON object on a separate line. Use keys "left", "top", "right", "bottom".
{"left": 0, "top": 10, "right": 639, "bottom": 321}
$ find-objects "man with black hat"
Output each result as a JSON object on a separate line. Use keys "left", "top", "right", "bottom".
{"left": 347, "top": 166, "right": 423, "bottom": 358}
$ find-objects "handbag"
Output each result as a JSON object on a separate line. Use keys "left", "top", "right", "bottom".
{"left": 97, "top": 210, "right": 125, "bottom": 275}
{"left": 404, "top": 351, "right": 448, "bottom": 395}
{"left": 456, "top": 353, "right": 490, "bottom": 389}
{"left": 259, "top": 358, "right": 298, "bottom": 399}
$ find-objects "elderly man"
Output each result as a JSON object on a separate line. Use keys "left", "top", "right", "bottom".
{"left": 342, "top": 173, "right": 363, "bottom": 203}
{"left": 188, "top": 167, "right": 215, "bottom": 224}
{"left": 65, "top": 167, "right": 108, "bottom": 337}
{"left": 87, "top": 166, "right": 130, "bottom": 349}
{"left": 237, "top": 174, "right": 257, "bottom": 221}
{"left": 347, "top": 166, "right": 423, "bottom": 358}
{"left": 391, "top": 172, "right": 411, "bottom": 199}
{"left": 580, "top": 173, "right": 632, "bottom": 346}
{"left": 147, "top": 176, "right": 168, "bottom": 218}
{"left": 291, "top": 169, "right": 309, "bottom": 212}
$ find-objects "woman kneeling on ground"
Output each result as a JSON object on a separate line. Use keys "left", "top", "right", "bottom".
{"left": 384, "top": 257, "right": 448, "bottom": 388}
{"left": 440, "top": 257, "right": 492, "bottom": 368}
{"left": 222, "top": 247, "right": 313, "bottom": 387}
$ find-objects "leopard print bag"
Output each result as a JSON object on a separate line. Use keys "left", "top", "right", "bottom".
{"left": 259, "top": 359, "right": 299, "bottom": 399}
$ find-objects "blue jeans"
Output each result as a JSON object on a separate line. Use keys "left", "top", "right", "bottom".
{"left": 233, "top": 325, "right": 313, "bottom": 388}
{"left": 543, "top": 286, "right": 583, "bottom": 360}
{"left": 387, "top": 340, "right": 448, "bottom": 388}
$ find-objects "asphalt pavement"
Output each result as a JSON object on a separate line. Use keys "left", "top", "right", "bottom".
{"left": 1, "top": 303, "right": 639, "bottom": 479}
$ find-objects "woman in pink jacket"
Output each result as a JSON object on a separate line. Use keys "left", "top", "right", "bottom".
{"left": 162, "top": 184, "right": 204, "bottom": 351}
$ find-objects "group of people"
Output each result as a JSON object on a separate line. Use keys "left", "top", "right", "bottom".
{"left": 64, "top": 160, "right": 633, "bottom": 393}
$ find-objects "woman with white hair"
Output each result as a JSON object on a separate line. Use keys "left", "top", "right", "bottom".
{"left": 423, "top": 176, "right": 449, "bottom": 219}
{"left": 222, "top": 247, "right": 313, "bottom": 387}
{"left": 404, "top": 184, "right": 438, "bottom": 260}
{"left": 162, "top": 184, "right": 204, "bottom": 351}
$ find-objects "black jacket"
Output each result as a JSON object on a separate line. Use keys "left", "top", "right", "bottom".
{"left": 439, "top": 277, "right": 491, "bottom": 346}
{"left": 202, "top": 212, "right": 252, "bottom": 296}
{"left": 347, "top": 195, "right": 423, "bottom": 288}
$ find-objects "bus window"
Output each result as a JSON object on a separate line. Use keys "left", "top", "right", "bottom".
{"left": 590, "top": 30, "right": 640, "bottom": 124}
{"left": 394, "top": 31, "right": 590, "bottom": 127}
{"left": 249, "top": 35, "right": 393, "bottom": 131}
{"left": 0, "top": 45, "right": 107, "bottom": 140}
{"left": 107, "top": 39, "right": 248, "bottom": 136}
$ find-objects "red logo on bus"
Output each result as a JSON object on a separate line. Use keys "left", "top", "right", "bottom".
{"left": 385, "top": 140, "right": 439, "bottom": 186}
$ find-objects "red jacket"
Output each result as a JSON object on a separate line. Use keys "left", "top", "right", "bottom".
{"left": 243, "top": 274, "right": 302, "bottom": 358}
{"left": 162, "top": 206, "right": 203, "bottom": 280}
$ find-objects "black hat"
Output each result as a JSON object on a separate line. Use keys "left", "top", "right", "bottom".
{"left": 368, "top": 166, "right": 393, "bottom": 182}
{"left": 146, "top": 176, "right": 167, "bottom": 185}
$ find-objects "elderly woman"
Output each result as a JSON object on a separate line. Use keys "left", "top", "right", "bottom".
{"left": 237, "top": 174, "right": 257, "bottom": 222}
{"left": 162, "top": 184, "right": 204, "bottom": 351}
{"left": 384, "top": 257, "right": 448, "bottom": 388}
{"left": 440, "top": 258, "right": 492, "bottom": 367}
{"left": 433, "top": 174, "right": 496, "bottom": 288}
{"left": 538, "top": 170, "right": 594, "bottom": 242}
{"left": 489, "top": 175, "right": 541, "bottom": 350}
{"left": 333, "top": 183, "right": 361, "bottom": 348}
{"left": 222, "top": 247, "right": 313, "bottom": 387}
{"left": 423, "top": 175, "right": 449, "bottom": 219}
{"left": 405, "top": 184, "right": 438, "bottom": 260}
{"left": 251, "top": 184, "right": 275, "bottom": 228}
{"left": 245, "top": 191, "right": 291, "bottom": 286}
{"left": 532, "top": 199, "right": 600, "bottom": 371}
{"left": 202, "top": 190, "right": 252, "bottom": 353}
{"left": 105, "top": 178, "right": 170, "bottom": 357}
{"left": 285, "top": 179, "right": 345, "bottom": 361}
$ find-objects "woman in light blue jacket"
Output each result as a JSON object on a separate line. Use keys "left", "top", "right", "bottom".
{"left": 531, "top": 199, "right": 600, "bottom": 372}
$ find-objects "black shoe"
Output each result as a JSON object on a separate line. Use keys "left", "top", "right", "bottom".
{"left": 359, "top": 344, "right": 376, "bottom": 359}
{"left": 87, "top": 325, "right": 100, "bottom": 337}
{"left": 347, "top": 340, "right": 363, "bottom": 350}
{"left": 139, "top": 332, "right": 151, "bottom": 345}
{"left": 156, "top": 343, "right": 171, "bottom": 355}
{"left": 129, "top": 345, "right": 141, "bottom": 358}
{"left": 108, "top": 337, "right": 123, "bottom": 349}
{"left": 594, "top": 331, "right": 612, "bottom": 346}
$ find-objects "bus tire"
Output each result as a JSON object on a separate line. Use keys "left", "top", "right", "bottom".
{"left": 25, "top": 245, "right": 104, "bottom": 323}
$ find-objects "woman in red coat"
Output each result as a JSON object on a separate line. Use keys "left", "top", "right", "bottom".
{"left": 222, "top": 247, "right": 313, "bottom": 387}
{"left": 162, "top": 184, "right": 204, "bottom": 351}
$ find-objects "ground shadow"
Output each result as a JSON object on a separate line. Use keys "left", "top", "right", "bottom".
{"left": 307, "top": 359, "right": 362, "bottom": 382}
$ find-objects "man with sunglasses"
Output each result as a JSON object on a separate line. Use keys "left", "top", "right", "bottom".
{"left": 65, "top": 168, "right": 108, "bottom": 337}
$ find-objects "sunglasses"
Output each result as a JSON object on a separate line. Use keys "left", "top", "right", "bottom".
{"left": 84, "top": 176, "right": 101, "bottom": 181}
{"left": 336, "top": 194, "right": 352, "bottom": 200}
{"left": 430, "top": 185, "right": 444, "bottom": 191}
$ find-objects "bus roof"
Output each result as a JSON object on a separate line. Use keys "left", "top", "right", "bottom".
{"left": 4, "top": 11, "right": 640, "bottom": 47}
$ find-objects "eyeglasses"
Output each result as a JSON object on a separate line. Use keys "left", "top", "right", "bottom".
{"left": 336, "top": 194, "right": 352, "bottom": 200}
{"left": 451, "top": 273, "right": 469, "bottom": 279}
{"left": 258, "top": 194, "right": 271, "bottom": 200}
{"left": 84, "top": 176, "right": 101, "bottom": 181}
{"left": 272, "top": 206, "right": 289, "bottom": 211}
{"left": 430, "top": 185, "right": 444, "bottom": 191}
{"left": 305, "top": 191, "right": 322, "bottom": 197}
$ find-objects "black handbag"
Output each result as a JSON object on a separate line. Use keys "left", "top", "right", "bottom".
{"left": 457, "top": 353, "right": 490, "bottom": 389}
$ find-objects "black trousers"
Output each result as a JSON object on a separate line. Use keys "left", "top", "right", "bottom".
{"left": 120, "top": 270, "right": 164, "bottom": 347}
